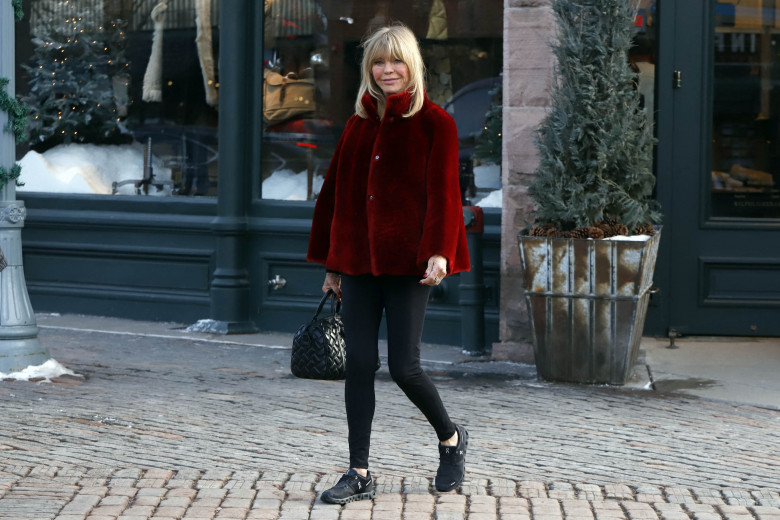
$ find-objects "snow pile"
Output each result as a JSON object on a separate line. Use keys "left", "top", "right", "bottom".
{"left": 474, "top": 188, "right": 502, "bottom": 208}
{"left": 18, "top": 143, "right": 172, "bottom": 196}
{"left": 605, "top": 234, "right": 652, "bottom": 241}
{"left": 263, "top": 168, "right": 324, "bottom": 200}
{"left": 0, "top": 359, "right": 82, "bottom": 383}
{"left": 470, "top": 163, "right": 502, "bottom": 208}
{"left": 185, "top": 319, "right": 227, "bottom": 334}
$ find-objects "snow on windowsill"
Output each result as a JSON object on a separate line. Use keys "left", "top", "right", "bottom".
{"left": 17, "top": 145, "right": 505, "bottom": 206}
{"left": 263, "top": 168, "right": 324, "bottom": 201}
{"left": 18, "top": 143, "right": 173, "bottom": 196}
{"left": 473, "top": 188, "right": 501, "bottom": 208}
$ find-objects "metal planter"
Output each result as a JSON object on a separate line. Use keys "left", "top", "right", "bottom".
{"left": 517, "top": 229, "right": 662, "bottom": 385}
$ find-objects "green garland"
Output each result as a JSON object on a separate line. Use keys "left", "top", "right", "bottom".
{"left": 0, "top": 78, "right": 27, "bottom": 143}
{"left": 12, "top": 0, "right": 23, "bottom": 21}
{"left": 1, "top": 1, "right": 27, "bottom": 190}
{"left": 0, "top": 163, "right": 23, "bottom": 188}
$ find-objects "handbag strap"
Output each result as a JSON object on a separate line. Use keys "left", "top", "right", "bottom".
{"left": 315, "top": 290, "right": 341, "bottom": 318}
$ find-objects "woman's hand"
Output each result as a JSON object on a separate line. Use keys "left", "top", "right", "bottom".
{"left": 322, "top": 272, "right": 342, "bottom": 300}
{"left": 420, "top": 255, "right": 448, "bottom": 286}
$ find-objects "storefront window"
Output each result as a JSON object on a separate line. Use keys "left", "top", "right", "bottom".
{"left": 15, "top": 0, "right": 219, "bottom": 197}
{"left": 260, "top": 0, "right": 503, "bottom": 204}
{"left": 711, "top": 2, "right": 780, "bottom": 218}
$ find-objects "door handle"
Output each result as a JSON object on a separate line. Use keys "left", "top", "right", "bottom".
{"left": 673, "top": 70, "right": 682, "bottom": 89}
{"left": 267, "top": 275, "right": 287, "bottom": 290}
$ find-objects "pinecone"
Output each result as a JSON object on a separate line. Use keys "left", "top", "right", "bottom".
{"left": 596, "top": 218, "right": 629, "bottom": 238}
{"left": 632, "top": 223, "right": 656, "bottom": 236}
{"left": 529, "top": 224, "right": 558, "bottom": 237}
{"left": 528, "top": 225, "right": 546, "bottom": 237}
{"left": 613, "top": 223, "right": 629, "bottom": 236}
{"left": 587, "top": 227, "right": 605, "bottom": 239}
{"left": 570, "top": 227, "right": 590, "bottom": 239}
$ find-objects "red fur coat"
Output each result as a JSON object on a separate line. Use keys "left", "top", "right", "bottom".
{"left": 307, "top": 91, "right": 470, "bottom": 276}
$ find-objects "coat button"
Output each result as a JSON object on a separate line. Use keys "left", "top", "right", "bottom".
{"left": 374, "top": 155, "right": 380, "bottom": 160}
{"left": 369, "top": 195, "right": 374, "bottom": 200}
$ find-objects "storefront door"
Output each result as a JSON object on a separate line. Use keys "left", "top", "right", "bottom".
{"left": 664, "top": 0, "right": 780, "bottom": 335}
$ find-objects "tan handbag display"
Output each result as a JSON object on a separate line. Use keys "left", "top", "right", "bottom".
{"left": 263, "top": 69, "right": 316, "bottom": 126}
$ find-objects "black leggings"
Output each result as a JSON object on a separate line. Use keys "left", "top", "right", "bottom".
{"left": 340, "top": 274, "right": 456, "bottom": 469}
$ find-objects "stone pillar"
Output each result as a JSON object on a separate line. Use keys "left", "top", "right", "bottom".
{"left": 492, "top": 0, "right": 555, "bottom": 363}
{"left": 0, "top": 2, "right": 50, "bottom": 371}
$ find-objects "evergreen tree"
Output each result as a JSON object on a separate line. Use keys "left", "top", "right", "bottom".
{"left": 529, "top": 0, "right": 661, "bottom": 232}
{"left": 23, "top": 3, "right": 130, "bottom": 151}
{"left": 474, "top": 84, "right": 502, "bottom": 166}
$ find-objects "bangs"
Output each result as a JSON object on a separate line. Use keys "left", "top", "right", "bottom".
{"left": 365, "top": 31, "right": 413, "bottom": 66}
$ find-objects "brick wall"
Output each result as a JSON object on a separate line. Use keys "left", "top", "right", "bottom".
{"left": 493, "top": 0, "right": 554, "bottom": 363}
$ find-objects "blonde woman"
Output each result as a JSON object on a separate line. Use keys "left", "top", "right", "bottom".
{"left": 308, "top": 23, "right": 470, "bottom": 503}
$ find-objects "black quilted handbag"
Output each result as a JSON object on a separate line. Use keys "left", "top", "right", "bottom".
{"left": 291, "top": 290, "right": 346, "bottom": 380}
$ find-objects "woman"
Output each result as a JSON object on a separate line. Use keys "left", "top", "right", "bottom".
{"left": 307, "top": 23, "right": 470, "bottom": 504}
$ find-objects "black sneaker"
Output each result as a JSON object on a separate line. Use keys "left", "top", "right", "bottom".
{"left": 320, "top": 469, "right": 376, "bottom": 504}
{"left": 435, "top": 423, "right": 468, "bottom": 492}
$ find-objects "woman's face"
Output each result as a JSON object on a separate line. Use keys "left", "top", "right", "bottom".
{"left": 371, "top": 54, "right": 410, "bottom": 96}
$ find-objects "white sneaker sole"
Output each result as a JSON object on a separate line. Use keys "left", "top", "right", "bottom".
{"left": 321, "top": 489, "right": 376, "bottom": 505}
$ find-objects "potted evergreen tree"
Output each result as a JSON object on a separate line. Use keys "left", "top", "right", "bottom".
{"left": 518, "top": 0, "right": 662, "bottom": 384}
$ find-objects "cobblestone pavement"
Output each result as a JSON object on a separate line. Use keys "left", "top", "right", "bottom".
{"left": 0, "top": 326, "right": 777, "bottom": 519}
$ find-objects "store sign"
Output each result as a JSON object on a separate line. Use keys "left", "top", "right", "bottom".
{"left": 714, "top": 33, "right": 759, "bottom": 54}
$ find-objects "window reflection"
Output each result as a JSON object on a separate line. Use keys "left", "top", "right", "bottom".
{"left": 630, "top": 1, "right": 657, "bottom": 120}
{"left": 711, "top": 2, "right": 780, "bottom": 219}
{"left": 16, "top": 0, "right": 219, "bottom": 197}
{"left": 260, "top": 0, "right": 503, "bottom": 203}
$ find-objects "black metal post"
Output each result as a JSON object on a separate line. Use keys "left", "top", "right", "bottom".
{"left": 194, "top": 0, "right": 257, "bottom": 334}
{"left": 460, "top": 206, "right": 486, "bottom": 355}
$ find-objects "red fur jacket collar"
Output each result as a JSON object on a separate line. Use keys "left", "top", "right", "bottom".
{"left": 307, "top": 91, "right": 470, "bottom": 277}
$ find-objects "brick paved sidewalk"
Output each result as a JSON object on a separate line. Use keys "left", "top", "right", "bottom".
{"left": 0, "top": 326, "right": 777, "bottom": 519}
{"left": 0, "top": 466, "right": 778, "bottom": 520}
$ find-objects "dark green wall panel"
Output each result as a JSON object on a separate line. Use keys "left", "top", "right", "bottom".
{"left": 19, "top": 194, "right": 501, "bottom": 346}
{"left": 248, "top": 202, "right": 501, "bottom": 346}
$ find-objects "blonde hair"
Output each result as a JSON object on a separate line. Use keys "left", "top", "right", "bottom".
{"left": 355, "top": 23, "right": 426, "bottom": 119}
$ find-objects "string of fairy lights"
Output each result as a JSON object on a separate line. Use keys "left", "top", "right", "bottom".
{"left": 28, "top": 0, "right": 128, "bottom": 142}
